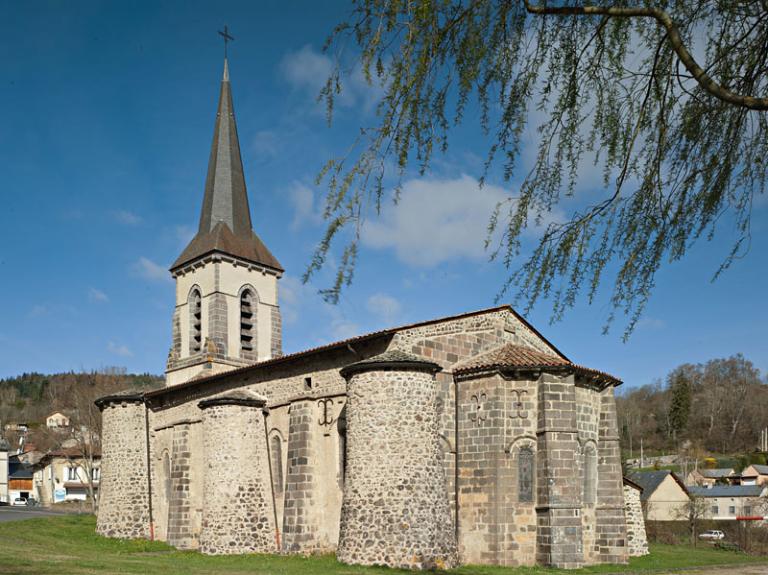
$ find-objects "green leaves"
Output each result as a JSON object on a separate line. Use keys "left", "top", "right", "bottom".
{"left": 311, "top": 0, "right": 767, "bottom": 335}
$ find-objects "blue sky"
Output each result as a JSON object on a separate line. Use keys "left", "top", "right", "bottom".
{"left": 0, "top": 1, "right": 765, "bottom": 388}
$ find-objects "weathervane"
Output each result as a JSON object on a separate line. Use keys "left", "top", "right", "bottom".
{"left": 218, "top": 25, "right": 234, "bottom": 58}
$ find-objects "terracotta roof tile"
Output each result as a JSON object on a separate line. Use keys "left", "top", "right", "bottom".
{"left": 452, "top": 343, "right": 621, "bottom": 386}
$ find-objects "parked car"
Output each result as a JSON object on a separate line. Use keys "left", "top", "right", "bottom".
{"left": 699, "top": 530, "right": 725, "bottom": 540}
{"left": 11, "top": 497, "right": 27, "bottom": 507}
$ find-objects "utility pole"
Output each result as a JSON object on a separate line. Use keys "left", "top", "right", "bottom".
{"left": 640, "top": 438, "right": 644, "bottom": 469}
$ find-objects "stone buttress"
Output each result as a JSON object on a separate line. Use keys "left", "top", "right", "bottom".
{"left": 337, "top": 351, "right": 458, "bottom": 570}
{"left": 94, "top": 393, "right": 151, "bottom": 539}
{"left": 198, "top": 390, "right": 278, "bottom": 554}
{"left": 594, "top": 387, "right": 629, "bottom": 563}
{"left": 535, "top": 373, "right": 584, "bottom": 569}
{"left": 623, "top": 479, "right": 649, "bottom": 557}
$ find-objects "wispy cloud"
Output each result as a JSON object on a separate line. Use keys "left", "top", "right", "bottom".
{"left": 28, "top": 305, "right": 48, "bottom": 318}
{"left": 280, "top": 45, "right": 383, "bottom": 113}
{"left": 132, "top": 257, "right": 170, "bottom": 282}
{"left": 362, "top": 174, "right": 561, "bottom": 267}
{"left": 112, "top": 210, "right": 142, "bottom": 226}
{"left": 289, "top": 181, "right": 323, "bottom": 230}
{"left": 637, "top": 317, "right": 666, "bottom": 331}
{"left": 88, "top": 288, "right": 109, "bottom": 303}
{"left": 107, "top": 341, "right": 133, "bottom": 357}
{"left": 366, "top": 293, "right": 402, "bottom": 325}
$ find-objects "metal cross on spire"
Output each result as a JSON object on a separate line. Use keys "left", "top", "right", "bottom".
{"left": 218, "top": 25, "right": 234, "bottom": 58}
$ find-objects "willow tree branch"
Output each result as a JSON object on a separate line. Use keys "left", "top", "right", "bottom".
{"left": 523, "top": 1, "right": 768, "bottom": 110}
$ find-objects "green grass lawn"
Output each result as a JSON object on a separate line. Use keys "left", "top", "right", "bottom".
{"left": 0, "top": 515, "right": 766, "bottom": 575}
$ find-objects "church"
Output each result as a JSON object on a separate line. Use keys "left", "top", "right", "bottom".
{"left": 95, "top": 59, "right": 630, "bottom": 569}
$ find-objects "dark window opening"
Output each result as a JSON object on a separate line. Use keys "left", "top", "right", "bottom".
{"left": 304, "top": 377, "right": 312, "bottom": 391}
{"left": 190, "top": 289, "right": 202, "bottom": 353}
{"left": 240, "top": 289, "right": 254, "bottom": 353}
{"left": 518, "top": 447, "right": 534, "bottom": 503}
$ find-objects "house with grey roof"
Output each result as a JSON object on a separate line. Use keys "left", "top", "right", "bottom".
{"left": 688, "top": 485, "right": 767, "bottom": 519}
{"left": 740, "top": 464, "right": 768, "bottom": 486}
{"left": 629, "top": 470, "right": 690, "bottom": 521}
{"left": 686, "top": 467, "right": 736, "bottom": 487}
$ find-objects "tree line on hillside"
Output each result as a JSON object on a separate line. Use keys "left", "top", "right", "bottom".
{"left": 617, "top": 354, "right": 767, "bottom": 456}
{"left": 0, "top": 369, "right": 162, "bottom": 431}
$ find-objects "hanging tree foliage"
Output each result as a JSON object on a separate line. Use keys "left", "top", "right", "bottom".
{"left": 307, "top": 0, "right": 768, "bottom": 337}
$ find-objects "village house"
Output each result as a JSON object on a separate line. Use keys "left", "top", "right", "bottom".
{"left": 688, "top": 485, "right": 767, "bottom": 519}
{"left": 33, "top": 450, "right": 101, "bottom": 505}
{"left": 45, "top": 412, "right": 71, "bottom": 430}
{"left": 629, "top": 470, "right": 690, "bottom": 521}
{"left": 739, "top": 464, "right": 768, "bottom": 486}
{"left": 94, "top": 58, "right": 641, "bottom": 570}
{"left": 686, "top": 468, "right": 736, "bottom": 487}
{"left": 7, "top": 453, "right": 36, "bottom": 503}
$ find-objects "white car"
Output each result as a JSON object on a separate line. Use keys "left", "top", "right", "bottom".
{"left": 11, "top": 497, "right": 27, "bottom": 507}
{"left": 699, "top": 530, "right": 725, "bottom": 540}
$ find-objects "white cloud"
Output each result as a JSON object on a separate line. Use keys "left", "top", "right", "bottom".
{"left": 132, "top": 257, "right": 170, "bottom": 282}
{"left": 251, "top": 130, "right": 280, "bottom": 159}
{"left": 280, "top": 274, "right": 360, "bottom": 340}
{"left": 280, "top": 45, "right": 382, "bottom": 112}
{"left": 107, "top": 341, "right": 133, "bottom": 357}
{"left": 289, "top": 181, "right": 323, "bottom": 229}
{"left": 281, "top": 44, "right": 334, "bottom": 97}
{"left": 362, "top": 174, "right": 560, "bottom": 267}
{"left": 88, "top": 288, "right": 109, "bottom": 303}
{"left": 366, "top": 293, "right": 402, "bottom": 324}
{"left": 112, "top": 210, "right": 142, "bottom": 226}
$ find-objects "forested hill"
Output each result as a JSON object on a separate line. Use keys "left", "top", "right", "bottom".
{"left": 0, "top": 369, "right": 163, "bottom": 427}
{"left": 616, "top": 354, "right": 767, "bottom": 456}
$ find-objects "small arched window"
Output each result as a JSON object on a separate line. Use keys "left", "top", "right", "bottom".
{"left": 584, "top": 445, "right": 598, "bottom": 505}
{"left": 270, "top": 435, "right": 283, "bottom": 494}
{"left": 240, "top": 289, "right": 255, "bottom": 354}
{"left": 189, "top": 289, "right": 202, "bottom": 353}
{"left": 518, "top": 447, "right": 535, "bottom": 503}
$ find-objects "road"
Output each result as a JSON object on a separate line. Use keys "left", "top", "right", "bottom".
{"left": 0, "top": 506, "right": 66, "bottom": 522}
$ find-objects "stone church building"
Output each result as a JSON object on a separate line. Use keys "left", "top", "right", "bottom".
{"left": 95, "top": 60, "right": 630, "bottom": 569}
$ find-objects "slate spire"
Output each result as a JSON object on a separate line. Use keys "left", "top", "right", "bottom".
{"left": 172, "top": 59, "right": 283, "bottom": 272}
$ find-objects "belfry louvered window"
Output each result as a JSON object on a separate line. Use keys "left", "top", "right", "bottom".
{"left": 240, "top": 289, "right": 254, "bottom": 352}
{"left": 190, "top": 289, "right": 202, "bottom": 353}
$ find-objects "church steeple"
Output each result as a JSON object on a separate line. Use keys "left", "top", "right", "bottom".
{"left": 166, "top": 55, "right": 284, "bottom": 387}
{"left": 171, "top": 59, "right": 282, "bottom": 273}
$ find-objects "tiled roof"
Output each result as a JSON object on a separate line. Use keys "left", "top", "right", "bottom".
{"left": 452, "top": 343, "right": 621, "bottom": 386}
{"left": 689, "top": 485, "right": 765, "bottom": 498}
{"left": 148, "top": 304, "right": 567, "bottom": 400}
{"left": 172, "top": 60, "right": 282, "bottom": 272}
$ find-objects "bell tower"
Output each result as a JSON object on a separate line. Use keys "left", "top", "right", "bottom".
{"left": 165, "top": 59, "right": 283, "bottom": 387}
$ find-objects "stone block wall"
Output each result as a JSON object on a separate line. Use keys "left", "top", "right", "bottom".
{"left": 282, "top": 399, "right": 323, "bottom": 552}
{"left": 95, "top": 395, "right": 150, "bottom": 539}
{"left": 595, "top": 387, "right": 629, "bottom": 564}
{"left": 198, "top": 393, "right": 278, "bottom": 554}
{"left": 623, "top": 484, "right": 649, "bottom": 556}
{"left": 168, "top": 423, "right": 197, "bottom": 549}
{"left": 338, "top": 357, "right": 458, "bottom": 570}
{"left": 536, "top": 374, "right": 584, "bottom": 569}
{"left": 456, "top": 373, "right": 538, "bottom": 566}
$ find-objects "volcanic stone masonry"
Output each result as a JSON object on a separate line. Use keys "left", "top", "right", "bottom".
{"left": 337, "top": 351, "right": 458, "bottom": 569}
{"left": 198, "top": 390, "right": 277, "bottom": 554}
{"left": 94, "top": 393, "right": 151, "bottom": 539}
